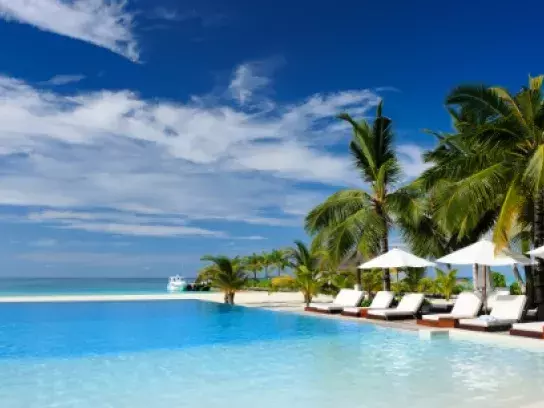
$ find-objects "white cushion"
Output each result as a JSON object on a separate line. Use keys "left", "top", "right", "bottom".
{"left": 332, "top": 289, "right": 364, "bottom": 307}
{"left": 451, "top": 292, "right": 482, "bottom": 317}
{"left": 313, "top": 304, "right": 344, "bottom": 311}
{"left": 422, "top": 313, "right": 451, "bottom": 321}
{"left": 370, "top": 291, "right": 394, "bottom": 309}
{"left": 396, "top": 293, "right": 424, "bottom": 312}
{"left": 369, "top": 310, "right": 416, "bottom": 317}
{"left": 490, "top": 295, "right": 526, "bottom": 320}
{"left": 511, "top": 322, "right": 544, "bottom": 333}
{"left": 459, "top": 317, "right": 516, "bottom": 327}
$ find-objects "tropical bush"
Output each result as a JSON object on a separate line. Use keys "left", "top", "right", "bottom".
{"left": 435, "top": 269, "right": 458, "bottom": 300}
{"left": 510, "top": 281, "right": 523, "bottom": 295}
{"left": 491, "top": 272, "right": 507, "bottom": 288}
{"left": 270, "top": 275, "right": 297, "bottom": 292}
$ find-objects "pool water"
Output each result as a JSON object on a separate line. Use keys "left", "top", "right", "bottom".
{"left": 0, "top": 300, "right": 543, "bottom": 407}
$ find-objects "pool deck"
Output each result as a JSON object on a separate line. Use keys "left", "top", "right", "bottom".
{"left": 2, "top": 291, "right": 544, "bottom": 354}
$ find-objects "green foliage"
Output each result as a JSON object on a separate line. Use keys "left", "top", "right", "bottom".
{"left": 285, "top": 240, "right": 324, "bottom": 305}
{"left": 200, "top": 255, "right": 248, "bottom": 304}
{"left": 510, "top": 281, "right": 523, "bottom": 295}
{"left": 434, "top": 268, "right": 458, "bottom": 300}
{"left": 360, "top": 269, "right": 383, "bottom": 296}
{"left": 417, "top": 277, "right": 437, "bottom": 294}
{"left": 270, "top": 276, "right": 297, "bottom": 292}
{"left": 402, "top": 268, "right": 426, "bottom": 292}
{"left": 491, "top": 271, "right": 507, "bottom": 288}
{"left": 305, "top": 102, "right": 413, "bottom": 290}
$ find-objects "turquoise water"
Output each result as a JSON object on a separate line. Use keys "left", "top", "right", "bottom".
{"left": 0, "top": 300, "right": 543, "bottom": 407}
{"left": 0, "top": 278, "right": 191, "bottom": 296}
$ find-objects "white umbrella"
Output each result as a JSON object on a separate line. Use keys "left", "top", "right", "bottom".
{"left": 527, "top": 245, "right": 544, "bottom": 258}
{"left": 436, "top": 239, "right": 534, "bottom": 266}
{"left": 436, "top": 239, "right": 533, "bottom": 312}
{"left": 358, "top": 248, "right": 436, "bottom": 269}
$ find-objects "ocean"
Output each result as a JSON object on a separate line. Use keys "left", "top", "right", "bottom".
{"left": 0, "top": 278, "right": 196, "bottom": 296}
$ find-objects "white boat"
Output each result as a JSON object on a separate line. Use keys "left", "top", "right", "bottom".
{"left": 167, "top": 275, "right": 188, "bottom": 292}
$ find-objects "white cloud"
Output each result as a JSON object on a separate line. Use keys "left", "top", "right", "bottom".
{"left": 0, "top": 0, "right": 138, "bottom": 61}
{"left": 397, "top": 144, "right": 432, "bottom": 178}
{"left": 0, "top": 66, "right": 383, "bottom": 237}
{"left": 40, "top": 74, "right": 86, "bottom": 86}
{"left": 229, "top": 62, "right": 272, "bottom": 105}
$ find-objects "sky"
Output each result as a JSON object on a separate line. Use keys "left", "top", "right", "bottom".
{"left": 0, "top": 0, "right": 542, "bottom": 278}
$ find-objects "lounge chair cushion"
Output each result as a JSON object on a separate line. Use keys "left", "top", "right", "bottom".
{"left": 370, "top": 291, "right": 394, "bottom": 309}
{"left": 458, "top": 317, "right": 517, "bottom": 328}
{"left": 459, "top": 295, "right": 527, "bottom": 328}
{"left": 511, "top": 322, "right": 544, "bottom": 333}
{"left": 310, "top": 289, "right": 364, "bottom": 311}
{"left": 450, "top": 292, "right": 482, "bottom": 316}
{"left": 368, "top": 293, "right": 424, "bottom": 317}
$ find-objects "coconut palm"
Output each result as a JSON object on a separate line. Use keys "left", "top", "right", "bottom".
{"left": 434, "top": 268, "right": 458, "bottom": 300}
{"left": 305, "top": 101, "right": 413, "bottom": 291}
{"left": 200, "top": 255, "right": 247, "bottom": 304}
{"left": 427, "top": 76, "right": 544, "bottom": 316}
{"left": 269, "top": 249, "right": 289, "bottom": 276}
{"left": 244, "top": 253, "right": 262, "bottom": 282}
{"left": 260, "top": 252, "right": 274, "bottom": 280}
{"left": 285, "top": 240, "right": 323, "bottom": 306}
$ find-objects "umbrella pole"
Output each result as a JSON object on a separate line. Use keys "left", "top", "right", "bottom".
{"left": 483, "top": 264, "right": 488, "bottom": 314}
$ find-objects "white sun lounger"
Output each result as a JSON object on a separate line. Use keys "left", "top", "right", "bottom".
{"left": 367, "top": 293, "right": 425, "bottom": 320}
{"left": 341, "top": 291, "right": 394, "bottom": 317}
{"left": 510, "top": 322, "right": 544, "bottom": 339}
{"left": 458, "top": 295, "right": 527, "bottom": 332}
{"left": 418, "top": 292, "right": 482, "bottom": 328}
{"left": 307, "top": 289, "right": 364, "bottom": 313}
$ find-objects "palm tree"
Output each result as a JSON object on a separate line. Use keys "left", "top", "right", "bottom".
{"left": 269, "top": 249, "right": 289, "bottom": 276}
{"left": 434, "top": 268, "right": 458, "bottom": 300}
{"left": 429, "top": 76, "right": 544, "bottom": 316}
{"left": 285, "top": 240, "right": 322, "bottom": 306}
{"left": 305, "top": 101, "right": 411, "bottom": 291}
{"left": 260, "top": 252, "right": 273, "bottom": 280}
{"left": 244, "top": 253, "right": 262, "bottom": 282}
{"left": 200, "top": 255, "right": 247, "bottom": 304}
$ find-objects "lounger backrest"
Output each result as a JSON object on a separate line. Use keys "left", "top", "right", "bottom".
{"left": 370, "top": 291, "right": 394, "bottom": 309}
{"left": 451, "top": 292, "right": 482, "bottom": 316}
{"left": 490, "top": 295, "right": 527, "bottom": 321}
{"left": 396, "top": 293, "right": 424, "bottom": 312}
{"left": 487, "top": 289, "right": 510, "bottom": 310}
{"left": 334, "top": 289, "right": 364, "bottom": 307}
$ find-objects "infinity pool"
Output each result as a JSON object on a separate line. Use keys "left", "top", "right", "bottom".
{"left": 0, "top": 300, "right": 542, "bottom": 407}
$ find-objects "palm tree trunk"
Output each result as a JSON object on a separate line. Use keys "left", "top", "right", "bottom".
{"left": 381, "top": 231, "right": 391, "bottom": 291}
{"left": 534, "top": 189, "right": 544, "bottom": 319}
{"left": 228, "top": 292, "right": 235, "bottom": 305}
{"left": 224, "top": 292, "right": 229, "bottom": 304}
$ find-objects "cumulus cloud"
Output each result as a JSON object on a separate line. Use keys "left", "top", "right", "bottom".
{"left": 0, "top": 0, "right": 138, "bottom": 61}
{"left": 0, "top": 64, "right": 426, "bottom": 238}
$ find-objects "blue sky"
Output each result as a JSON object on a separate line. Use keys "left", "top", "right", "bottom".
{"left": 0, "top": 0, "right": 542, "bottom": 278}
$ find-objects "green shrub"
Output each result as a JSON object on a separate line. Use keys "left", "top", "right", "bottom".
{"left": 510, "top": 281, "right": 523, "bottom": 295}
{"left": 491, "top": 272, "right": 507, "bottom": 288}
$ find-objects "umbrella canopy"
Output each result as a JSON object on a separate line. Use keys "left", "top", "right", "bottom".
{"left": 527, "top": 245, "right": 544, "bottom": 258}
{"left": 358, "top": 248, "right": 435, "bottom": 269}
{"left": 436, "top": 239, "right": 534, "bottom": 266}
